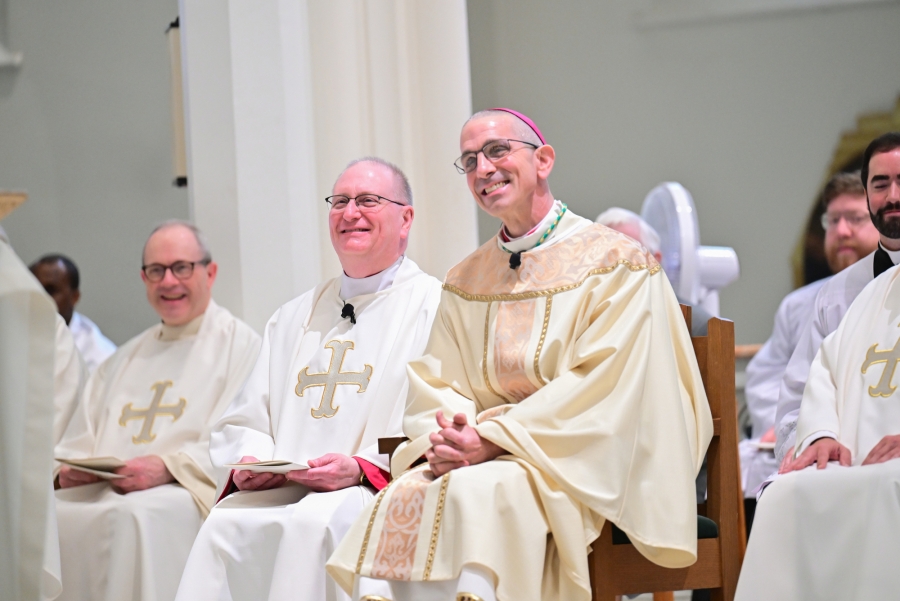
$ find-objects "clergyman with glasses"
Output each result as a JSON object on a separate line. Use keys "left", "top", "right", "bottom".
{"left": 739, "top": 170, "right": 877, "bottom": 530}
{"left": 174, "top": 157, "right": 442, "bottom": 601}
{"left": 328, "top": 109, "right": 712, "bottom": 601}
{"left": 53, "top": 219, "right": 261, "bottom": 601}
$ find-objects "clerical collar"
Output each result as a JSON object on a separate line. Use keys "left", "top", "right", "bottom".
{"left": 158, "top": 307, "right": 206, "bottom": 341}
{"left": 340, "top": 256, "right": 404, "bottom": 300}
{"left": 880, "top": 243, "right": 900, "bottom": 264}
{"left": 498, "top": 200, "right": 565, "bottom": 254}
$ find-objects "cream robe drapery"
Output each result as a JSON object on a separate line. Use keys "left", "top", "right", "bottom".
{"left": 174, "top": 257, "right": 441, "bottom": 601}
{"left": 53, "top": 314, "right": 86, "bottom": 446}
{"left": 737, "top": 264, "right": 900, "bottom": 600}
{"left": 54, "top": 300, "right": 260, "bottom": 601}
{"left": 328, "top": 212, "right": 713, "bottom": 601}
{"left": 0, "top": 240, "right": 60, "bottom": 601}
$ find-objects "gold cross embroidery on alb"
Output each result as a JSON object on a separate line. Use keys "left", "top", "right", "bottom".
{"left": 119, "top": 380, "right": 187, "bottom": 444}
{"left": 861, "top": 334, "right": 900, "bottom": 398}
{"left": 296, "top": 340, "right": 373, "bottom": 419}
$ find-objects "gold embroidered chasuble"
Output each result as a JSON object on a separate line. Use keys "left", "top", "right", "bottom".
{"left": 328, "top": 211, "right": 713, "bottom": 601}
{"left": 737, "top": 264, "right": 900, "bottom": 600}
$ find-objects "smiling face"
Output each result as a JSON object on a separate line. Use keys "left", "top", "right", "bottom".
{"left": 823, "top": 193, "right": 879, "bottom": 273}
{"left": 459, "top": 113, "right": 555, "bottom": 237}
{"left": 141, "top": 225, "right": 217, "bottom": 326}
{"left": 328, "top": 161, "right": 414, "bottom": 278}
{"left": 867, "top": 148, "right": 900, "bottom": 246}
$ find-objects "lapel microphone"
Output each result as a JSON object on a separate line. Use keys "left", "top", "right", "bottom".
{"left": 341, "top": 303, "right": 357, "bottom": 325}
{"left": 509, "top": 252, "right": 522, "bottom": 269}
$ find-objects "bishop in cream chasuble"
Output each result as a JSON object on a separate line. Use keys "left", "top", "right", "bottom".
{"left": 737, "top": 263, "right": 900, "bottom": 600}
{"left": 328, "top": 109, "right": 712, "bottom": 601}
{"left": 174, "top": 158, "right": 442, "bottom": 601}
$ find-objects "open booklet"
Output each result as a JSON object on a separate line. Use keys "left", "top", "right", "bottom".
{"left": 56, "top": 457, "right": 126, "bottom": 480}
{"left": 224, "top": 460, "right": 309, "bottom": 474}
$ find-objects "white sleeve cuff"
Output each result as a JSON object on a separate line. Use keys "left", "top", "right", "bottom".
{"left": 796, "top": 430, "right": 838, "bottom": 457}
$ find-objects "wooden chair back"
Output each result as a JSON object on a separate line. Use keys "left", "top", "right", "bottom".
{"left": 588, "top": 306, "right": 745, "bottom": 601}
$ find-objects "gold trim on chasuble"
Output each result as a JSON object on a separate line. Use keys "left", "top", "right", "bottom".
{"left": 861, "top": 331, "right": 900, "bottom": 398}
{"left": 119, "top": 380, "right": 187, "bottom": 444}
{"left": 363, "top": 469, "right": 452, "bottom": 581}
{"left": 453, "top": 223, "right": 659, "bottom": 402}
{"left": 296, "top": 339, "right": 373, "bottom": 419}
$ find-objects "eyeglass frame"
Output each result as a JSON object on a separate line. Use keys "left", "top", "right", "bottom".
{"left": 453, "top": 138, "right": 540, "bottom": 174}
{"left": 325, "top": 194, "right": 408, "bottom": 212}
{"left": 820, "top": 211, "right": 872, "bottom": 231}
{"left": 141, "top": 259, "right": 212, "bottom": 283}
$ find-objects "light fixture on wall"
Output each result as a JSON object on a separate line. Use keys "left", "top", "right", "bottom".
{"left": 167, "top": 17, "right": 188, "bottom": 187}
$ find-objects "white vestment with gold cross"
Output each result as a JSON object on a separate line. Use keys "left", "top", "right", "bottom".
{"left": 173, "top": 257, "right": 442, "bottom": 601}
{"left": 54, "top": 299, "right": 260, "bottom": 601}
{"left": 327, "top": 210, "right": 713, "bottom": 601}
{"left": 736, "top": 263, "right": 900, "bottom": 600}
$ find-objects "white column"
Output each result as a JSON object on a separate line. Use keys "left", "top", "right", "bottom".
{"left": 179, "top": 0, "right": 475, "bottom": 332}
{"left": 179, "top": 0, "right": 322, "bottom": 333}
{"left": 307, "top": 0, "right": 477, "bottom": 279}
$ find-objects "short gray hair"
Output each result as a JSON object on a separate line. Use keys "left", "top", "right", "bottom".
{"left": 143, "top": 219, "right": 212, "bottom": 264}
{"left": 596, "top": 207, "right": 661, "bottom": 256}
{"left": 340, "top": 157, "right": 413, "bottom": 206}
{"left": 465, "top": 110, "right": 542, "bottom": 147}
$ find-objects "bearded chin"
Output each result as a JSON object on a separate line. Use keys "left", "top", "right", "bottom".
{"left": 872, "top": 207, "right": 900, "bottom": 239}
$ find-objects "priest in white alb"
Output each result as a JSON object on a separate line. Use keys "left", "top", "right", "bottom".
{"left": 54, "top": 221, "right": 261, "bottom": 601}
{"left": 327, "top": 109, "right": 712, "bottom": 601}
{"left": 173, "top": 158, "right": 442, "bottom": 601}
{"left": 736, "top": 256, "right": 900, "bottom": 600}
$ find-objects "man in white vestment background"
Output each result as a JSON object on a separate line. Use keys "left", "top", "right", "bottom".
{"left": 739, "top": 172, "right": 877, "bottom": 510}
{"left": 774, "top": 132, "right": 900, "bottom": 465}
{"left": 735, "top": 257, "right": 900, "bottom": 600}
{"left": 54, "top": 220, "right": 261, "bottom": 601}
{"left": 0, "top": 195, "right": 63, "bottom": 601}
{"left": 328, "top": 109, "right": 712, "bottom": 601}
{"left": 31, "top": 254, "right": 117, "bottom": 373}
{"left": 174, "top": 158, "right": 442, "bottom": 601}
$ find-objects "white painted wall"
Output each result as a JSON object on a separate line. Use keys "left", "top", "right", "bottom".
{"left": 0, "top": 0, "right": 186, "bottom": 344}
{"left": 467, "top": 0, "right": 900, "bottom": 343}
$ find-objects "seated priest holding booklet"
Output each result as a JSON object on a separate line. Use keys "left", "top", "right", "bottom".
{"left": 327, "top": 109, "right": 713, "bottom": 601}
{"left": 736, "top": 262, "right": 900, "bottom": 599}
{"left": 53, "top": 220, "right": 261, "bottom": 601}
{"left": 173, "top": 158, "right": 442, "bottom": 601}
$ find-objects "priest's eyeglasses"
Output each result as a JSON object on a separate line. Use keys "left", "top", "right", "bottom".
{"left": 820, "top": 211, "right": 871, "bottom": 231}
{"left": 454, "top": 139, "right": 540, "bottom": 174}
{"left": 325, "top": 194, "right": 406, "bottom": 212}
{"left": 142, "top": 260, "right": 212, "bottom": 282}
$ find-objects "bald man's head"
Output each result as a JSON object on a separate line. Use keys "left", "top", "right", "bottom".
{"left": 141, "top": 221, "right": 217, "bottom": 326}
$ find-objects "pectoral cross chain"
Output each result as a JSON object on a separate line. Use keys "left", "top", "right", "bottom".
{"left": 119, "top": 380, "right": 187, "bottom": 444}
{"left": 861, "top": 334, "right": 900, "bottom": 398}
{"left": 296, "top": 340, "right": 373, "bottom": 419}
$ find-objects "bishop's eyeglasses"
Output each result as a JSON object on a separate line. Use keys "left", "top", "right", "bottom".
{"left": 454, "top": 139, "right": 539, "bottom": 174}
{"left": 325, "top": 194, "right": 406, "bottom": 212}
{"left": 142, "top": 260, "right": 211, "bottom": 282}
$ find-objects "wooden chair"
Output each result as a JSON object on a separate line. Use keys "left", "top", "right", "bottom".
{"left": 589, "top": 306, "right": 746, "bottom": 601}
{"left": 379, "top": 306, "right": 746, "bottom": 601}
